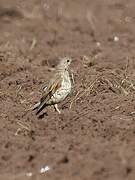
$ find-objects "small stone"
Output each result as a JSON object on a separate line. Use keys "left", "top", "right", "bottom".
{"left": 26, "top": 172, "right": 33, "bottom": 177}
{"left": 96, "top": 42, "right": 101, "bottom": 47}
{"left": 40, "top": 165, "right": 50, "bottom": 173}
{"left": 114, "top": 36, "right": 119, "bottom": 42}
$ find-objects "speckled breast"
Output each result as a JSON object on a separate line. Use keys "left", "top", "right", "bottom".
{"left": 50, "top": 71, "right": 71, "bottom": 104}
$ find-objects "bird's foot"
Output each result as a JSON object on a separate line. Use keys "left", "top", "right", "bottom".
{"left": 54, "top": 104, "right": 61, "bottom": 114}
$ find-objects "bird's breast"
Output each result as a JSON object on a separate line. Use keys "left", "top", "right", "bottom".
{"left": 50, "top": 72, "right": 71, "bottom": 103}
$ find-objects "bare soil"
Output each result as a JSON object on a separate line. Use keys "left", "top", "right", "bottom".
{"left": 1, "top": 0, "right": 135, "bottom": 179}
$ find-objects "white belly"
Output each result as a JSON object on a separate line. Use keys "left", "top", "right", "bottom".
{"left": 51, "top": 73, "right": 71, "bottom": 104}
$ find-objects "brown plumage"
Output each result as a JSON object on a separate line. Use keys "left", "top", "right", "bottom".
{"left": 32, "top": 57, "right": 72, "bottom": 115}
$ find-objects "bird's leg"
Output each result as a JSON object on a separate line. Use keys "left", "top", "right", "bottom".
{"left": 71, "top": 72, "right": 74, "bottom": 84}
{"left": 70, "top": 69, "right": 74, "bottom": 84}
{"left": 54, "top": 104, "right": 61, "bottom": 114}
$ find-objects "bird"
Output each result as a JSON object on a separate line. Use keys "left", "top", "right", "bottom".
{"left": 32, "top": 57, "right": 72, "bottom": 115}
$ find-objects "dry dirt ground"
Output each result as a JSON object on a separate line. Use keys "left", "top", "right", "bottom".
{"left": 1, "top": 0, "right": 135, "bottom": 180}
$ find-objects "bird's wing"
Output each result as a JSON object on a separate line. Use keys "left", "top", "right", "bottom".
{"left": 41, "top": 73, "right": 62, "bottom": 101}
{"left": 34, "top": 73, "right": 62, "bottom": 115}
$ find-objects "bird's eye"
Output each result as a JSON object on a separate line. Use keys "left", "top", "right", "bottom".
{"left": 67, "top": 59, "right": 70, "bottom": 63}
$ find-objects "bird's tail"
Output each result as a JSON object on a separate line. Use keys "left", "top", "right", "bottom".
{"left": 32, "top": 101, "right": 46, "bottom": 115}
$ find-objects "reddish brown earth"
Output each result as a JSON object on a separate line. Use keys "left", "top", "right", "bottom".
{"left": 1, "top": 0, "right": 135, "bottom": 179}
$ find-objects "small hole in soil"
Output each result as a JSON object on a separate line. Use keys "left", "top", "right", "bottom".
{"left": 59, "top": 155, "right": 69, "bottom": 164}
{"left": 28, "top": 155, "right": 35, "bottom": 162}
{"left": 126, "top": 166, "right": 132, "bottom": 174}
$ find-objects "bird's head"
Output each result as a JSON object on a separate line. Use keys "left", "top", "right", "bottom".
{"left": 57, "top": 57, "right": 72, "bottom": 71}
